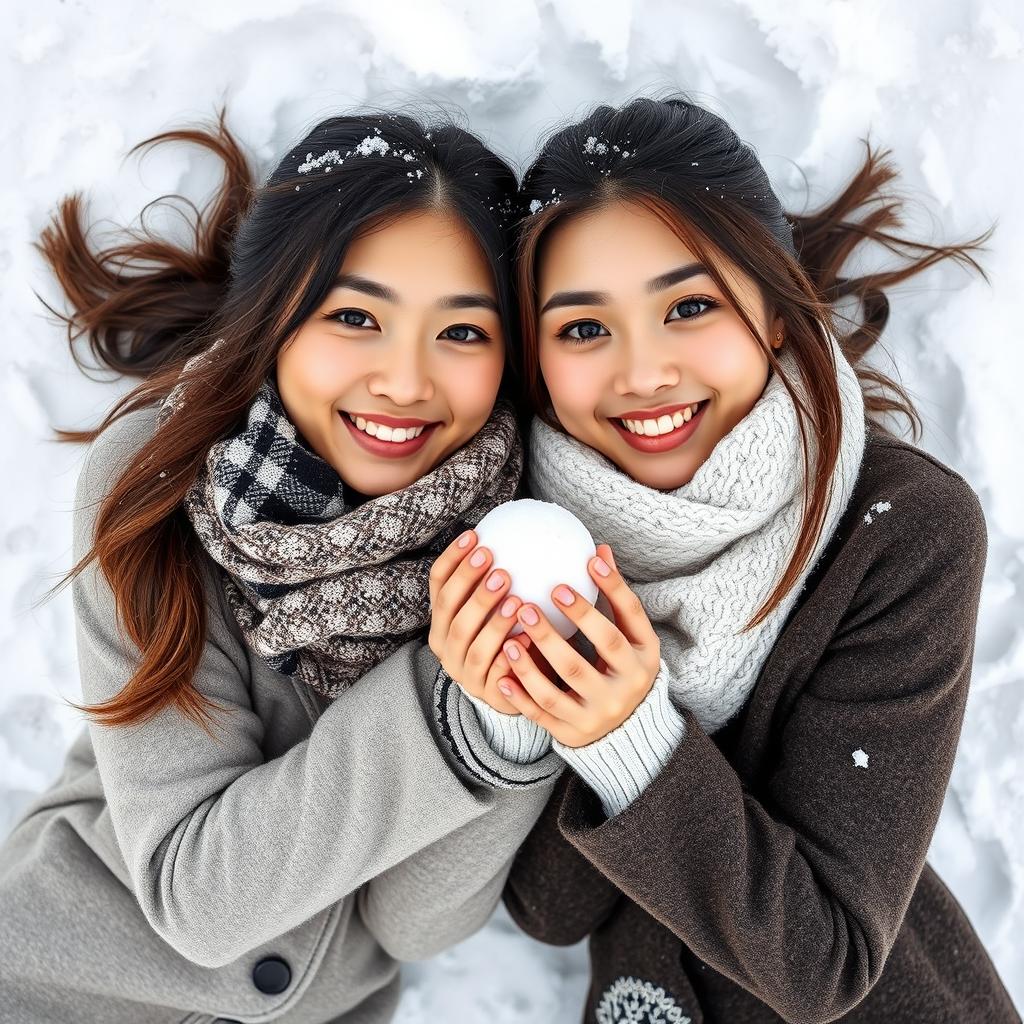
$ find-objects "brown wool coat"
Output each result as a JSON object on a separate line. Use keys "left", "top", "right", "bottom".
{"left": 504, "top": 428, "right": 1020, "bottom": 1024}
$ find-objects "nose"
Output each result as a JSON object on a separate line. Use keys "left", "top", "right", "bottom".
{"left": 367, "top": 337, "right": 435, "bottom": 406}
{"left": 613, "top": 332, "right": 680, "bottom": 398}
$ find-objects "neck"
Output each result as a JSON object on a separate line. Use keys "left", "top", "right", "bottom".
{"left": 344, "top": 482, "right": 371, "bottom": 507}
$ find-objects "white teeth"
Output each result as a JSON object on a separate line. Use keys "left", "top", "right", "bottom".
{"left": 347, "top": 413, "right": 427, "bottom": 442}
{"left": 619, "top": 402, "right": 703, "bottom": 437}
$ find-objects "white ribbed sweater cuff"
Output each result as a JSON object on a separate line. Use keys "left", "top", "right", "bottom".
{"left": 553, "top": 660, "right": 686, "bottom": 819}
{"left": 466, "top": 692, "right": 553, "bottom": 763}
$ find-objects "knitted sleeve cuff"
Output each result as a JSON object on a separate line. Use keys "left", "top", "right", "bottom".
{"left": 466, "top": 692, "right": 553, "bottom": 763}
{"left": 553, "top": 659, "right": 686, "bottom": 819}
{"left": 432, "top": 666, "right": 563, "bottom": 790}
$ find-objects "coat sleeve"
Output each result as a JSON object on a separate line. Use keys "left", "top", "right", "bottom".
{"left": 73, "top": 410, "right": 561, "bottom": 970}
{"left": 553, "top": 467, "right": 988, "bottom": 1023}
{"left": 355, "top": 654, "right": 564, "bottom": 960}
{"left": 501, "top": 769, "right": 623, "bottom": 945}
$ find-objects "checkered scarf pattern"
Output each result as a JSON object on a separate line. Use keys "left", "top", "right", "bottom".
{"left": 160, "top": 346, "right": 522, "bottom": 699}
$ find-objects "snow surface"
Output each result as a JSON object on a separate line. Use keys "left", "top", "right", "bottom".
{"left": 2, "top": 0, "right": 1022, "bottom": 1017}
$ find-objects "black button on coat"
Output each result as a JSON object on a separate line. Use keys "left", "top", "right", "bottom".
{"left": 253, "top": 956, "right": 292, "bottom": 995}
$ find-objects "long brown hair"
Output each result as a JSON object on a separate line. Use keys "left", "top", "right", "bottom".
{"left": 40, "top": 107, "right": 521, "bottom": 730}
{"left": 514, "top": 96, "right": 993, "bottom": 631}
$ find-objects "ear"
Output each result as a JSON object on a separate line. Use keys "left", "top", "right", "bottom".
{"left": 769, "top": 315, "right": 784, "bottom": 350}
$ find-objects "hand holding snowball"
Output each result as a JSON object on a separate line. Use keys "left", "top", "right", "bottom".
{"left": 428, "top": 528, "right": 532, "bottom": 715}
{"left": 496, "top": 544, "right": 662, "bottom": 748}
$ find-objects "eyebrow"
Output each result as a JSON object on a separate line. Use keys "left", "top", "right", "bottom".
{"left": 646, "top": 262, "right": 711, "bottom": 293}
{"left": 539, "top": 261, "right": 712, "bottom": 314}
{"left": 333, "top": 273, "right": 499, "bottom": 314}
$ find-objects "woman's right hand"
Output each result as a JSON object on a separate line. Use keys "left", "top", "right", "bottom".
{"left": 428, "top": 529, "right": 526, "bottom": 715}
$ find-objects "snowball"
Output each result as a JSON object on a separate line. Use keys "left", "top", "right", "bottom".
{"left": 473, "top": 498, "right": 599, "bottom": 640}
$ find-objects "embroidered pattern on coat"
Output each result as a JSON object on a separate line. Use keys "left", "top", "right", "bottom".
{"left": 595, "top": 976, "right": 692, "bottom": 1023}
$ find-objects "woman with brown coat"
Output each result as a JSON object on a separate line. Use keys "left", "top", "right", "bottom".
{"left": 462, "top": 96, "right": 1020, "bottom": 1022}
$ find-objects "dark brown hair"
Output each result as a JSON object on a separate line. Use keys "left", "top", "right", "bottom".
{"left": 513, "top": 95, "right": 993, "bottom": 631}
{"left": 39, "top": 107, "right": 521, "bottom": 730}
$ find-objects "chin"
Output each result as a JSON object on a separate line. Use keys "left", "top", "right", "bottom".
{"left": 632, "top": 455, "right": 702, "bottom": 491}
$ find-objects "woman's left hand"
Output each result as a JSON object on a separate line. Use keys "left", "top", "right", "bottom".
{"left": 496, "top": 544, "right": 661, "bottom": 747}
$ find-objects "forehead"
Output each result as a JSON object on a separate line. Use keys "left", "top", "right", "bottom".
{"left": 340, "top": 208, "right": 496, "bottom": 291}
{"left": 536, "top": 199, "right": 756, "bottom": 304}
{"left": 537, "top": 201, "right": 692, "bottom": 284}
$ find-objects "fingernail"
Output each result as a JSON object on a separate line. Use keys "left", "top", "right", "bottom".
{"left": 457, "top": 531, "right": 473, "bottom": 548}
{"left": 498, "top": 681, "right": 513, "bottom": 697}
{"left": 518, "top": 605, "right": 539, "bottom": 626}
{"left": 500, "top": 597, "right": 517, "bottom": 617}
{"left": 470, "top": 548, "right": 487, "bottom": 568}
{"left": 486, "top": 570, "right": 505, "bottom": 592}
{"left": 503, "top": 642, "right": 521, "bottom": 661}
{"left": 593, "top": 556, "right": 611, "bottom": 577}
{"left": 553, "top": 585, "right": 574, "bottom": 605}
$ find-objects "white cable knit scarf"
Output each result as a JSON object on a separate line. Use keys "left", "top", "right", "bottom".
{"left": 528, "top": 332, "right": 866, "bottom": 735}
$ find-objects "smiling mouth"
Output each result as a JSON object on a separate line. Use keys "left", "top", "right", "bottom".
{"left": 343, "top": 412, "right": 437, "bottom": 443}
{"left": 608, "top": 398, "right": 710, "bottom": 454}
{"left": 613, "top": 400, "right": 709, "bottom": 437}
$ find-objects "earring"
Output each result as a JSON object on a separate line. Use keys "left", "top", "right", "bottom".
{"left": 774, "top": 331, "right": 783, "bottom": 348}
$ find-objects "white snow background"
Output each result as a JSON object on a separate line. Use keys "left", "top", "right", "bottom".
{"left": 2, "top": 0, "right": 1022, "bottom": 1018}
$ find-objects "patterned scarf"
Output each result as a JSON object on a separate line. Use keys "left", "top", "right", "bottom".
{"left": 160, "top": 342, "right": 522, "bottom": 699}
{"left": 528, "top": 331, "right": 866, "bottom": 735}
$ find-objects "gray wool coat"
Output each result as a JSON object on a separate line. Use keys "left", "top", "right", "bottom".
{"left": 0, "top": 405, "right": 563, "bottom": 1024}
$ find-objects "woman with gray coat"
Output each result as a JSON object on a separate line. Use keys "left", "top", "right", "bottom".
{"left": 0, "top": 109, "right": 561, "bottom": 1024}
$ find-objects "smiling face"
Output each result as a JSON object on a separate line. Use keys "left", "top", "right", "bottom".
{"left": 276, "top": 207, "right": 506, "bottom": 498}
{"left": 535, "top": 199, "right": 783, "bottom": 491}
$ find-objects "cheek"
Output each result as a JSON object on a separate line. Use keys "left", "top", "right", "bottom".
{"left": 540, "top": 345, "right": 602, "bottom": 414}
{"left": 278, "top": 330, "right": 357, "bottom": 404}
{"left": 693, "top": 332, "right": 768, "bottom": 396}
{"left": 444, "top": 347, "right": 505, "bottom": 420}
